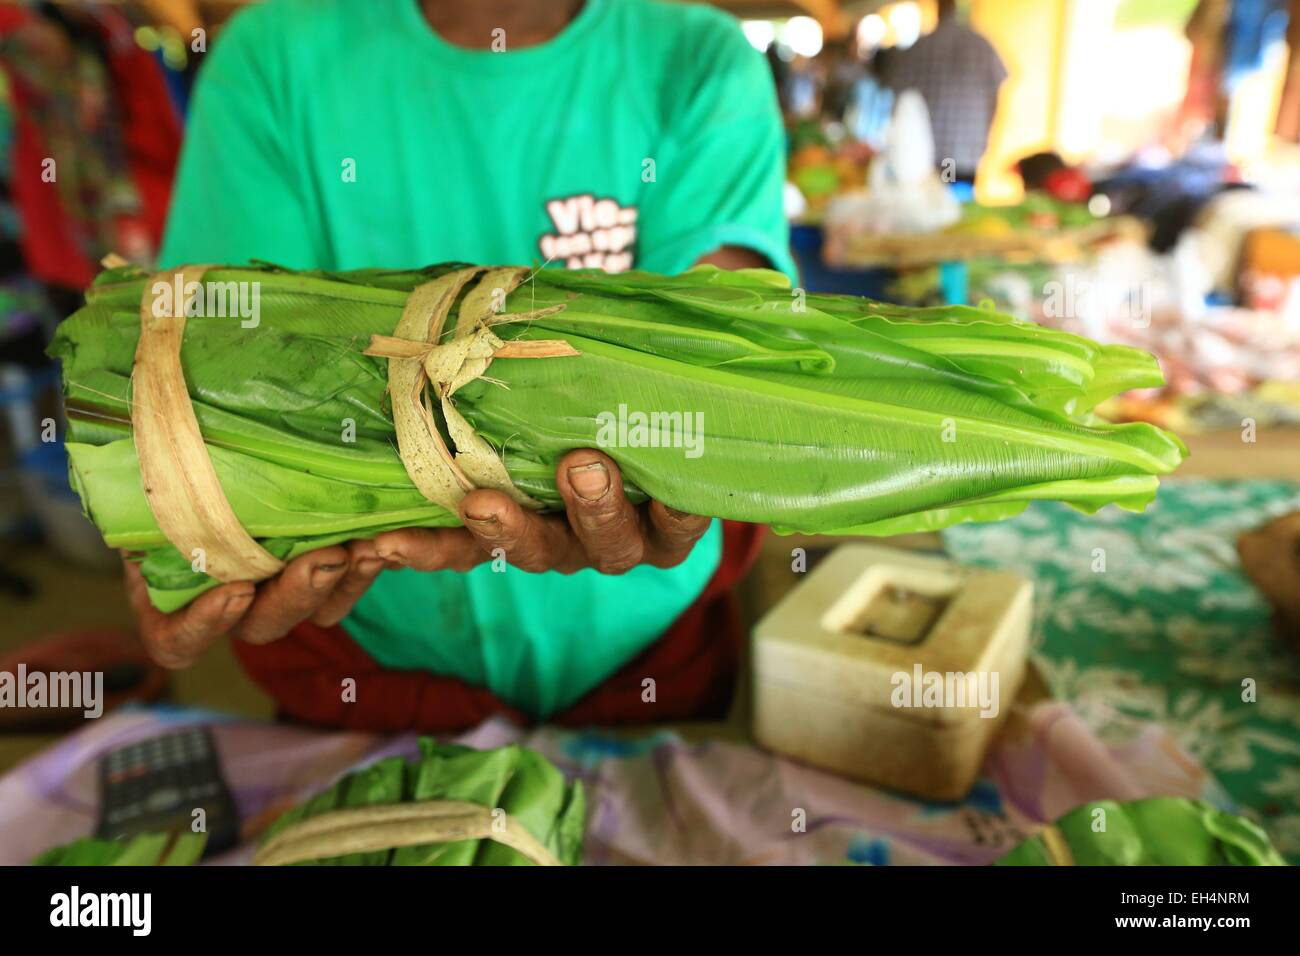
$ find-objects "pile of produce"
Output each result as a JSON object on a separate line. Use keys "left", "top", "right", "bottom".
{"left": 786, "top": 121, "right": 872, "bottom": 221}
{"left": 52, "top": 261, "right": 1185, "bottom": 611}
{"left": 951, "top": 191, "right": 1100, "bottom": 237}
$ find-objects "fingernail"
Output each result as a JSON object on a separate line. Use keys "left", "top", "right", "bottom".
{"left": 376, "top": 547, "right": 406, "bottom": 566}
{"left": 311, "top": 563, "right": 346, "bottom": 589}
{"left": 356, "top": 558, "right": 384, "bottom": 576}
{"left": 223, "top": 592, "right": 253, "bottom": 616}
{"left": 568, "top": 461, "right": 609, "bottom": 500}
{"left": 464, "top": 512, "right": 499, "bottom": 527}
{"left": 665, "top": 506, "right": 694, "bottom": 521}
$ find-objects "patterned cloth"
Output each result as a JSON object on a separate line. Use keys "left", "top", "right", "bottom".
{"left": 883, "top": 19, "right": 1007, "bottom": 173}
{"left": 944, "top": 479, "right": 1300, "bottom": 862}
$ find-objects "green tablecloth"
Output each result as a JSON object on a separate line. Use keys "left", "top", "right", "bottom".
{"left": 944, "top": 479, "right": 1300, "bottom": 862}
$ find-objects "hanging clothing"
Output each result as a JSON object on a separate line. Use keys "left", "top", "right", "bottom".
{"left": 0, "top": 3, "right": 179, "bottom": 288}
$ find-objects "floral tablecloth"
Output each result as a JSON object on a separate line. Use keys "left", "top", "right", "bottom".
{"left": 944, "top": 479, "right": 1300, "bottom": 861}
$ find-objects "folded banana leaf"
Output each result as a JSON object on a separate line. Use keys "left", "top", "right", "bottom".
{"left": 995, "top": 798, "right": 1287, "bottom": 866}
{"left": 50, "top": 262, "right": 1186, "bottom": 611}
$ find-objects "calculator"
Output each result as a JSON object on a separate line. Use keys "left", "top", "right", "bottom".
{"left": 96, "top": 726, "right": 240, "bottom": 857}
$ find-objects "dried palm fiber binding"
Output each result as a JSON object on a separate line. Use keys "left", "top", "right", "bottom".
{"left": 53, "top": 259, "right": 1187, "bottom": 613}
{"left": 131, "top": 265, "right": 286, "bottom": 581}
{"left": 252, "top": 801, "right": 562, "bottom": 866}
{"left": 361, "top": 266, "right": 577, "bottom": 513}
{"left": 128, "top": 264, "right": 576, "bottom": 585}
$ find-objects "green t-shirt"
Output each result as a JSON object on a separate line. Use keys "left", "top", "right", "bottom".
{"left": 160, "top": 0, "right": 793, "bottom": 718}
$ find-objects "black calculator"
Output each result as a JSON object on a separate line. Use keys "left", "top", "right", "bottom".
{"left": 96, "top": 726, "right": 240, "bottom": 857}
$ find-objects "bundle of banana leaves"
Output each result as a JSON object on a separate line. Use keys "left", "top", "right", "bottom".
{"left": 51, "top": 262, "right": 1185, "bottom": 611}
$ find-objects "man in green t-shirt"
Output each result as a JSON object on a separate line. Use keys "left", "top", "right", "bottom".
{"left": 128, "top": 0, "right": 794, "bottom": 721}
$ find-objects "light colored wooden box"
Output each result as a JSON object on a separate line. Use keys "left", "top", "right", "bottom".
{"left": 752, "top": 545, "right": 1032, "bottom": 802}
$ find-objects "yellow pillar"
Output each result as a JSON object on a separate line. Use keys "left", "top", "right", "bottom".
{"left": 969, "top": 0, "right": 1072, "bottom": 203}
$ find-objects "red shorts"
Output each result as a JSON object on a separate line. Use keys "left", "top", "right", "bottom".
{"left": 233, "top": 522, "right": 764, "bottom": 731}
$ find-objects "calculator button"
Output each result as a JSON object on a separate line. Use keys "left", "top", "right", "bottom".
{"left": 145, "top": 786, "right": 183, "bottom": 813}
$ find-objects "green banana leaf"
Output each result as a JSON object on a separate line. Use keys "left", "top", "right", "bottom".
{"left": 50, "top": 262, "right": 1186, "bottom": 611}
{"left": 995, "top": 798, "right": 1287, "bottom": 866}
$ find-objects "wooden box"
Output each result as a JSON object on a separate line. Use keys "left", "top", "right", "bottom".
{"left": 752, "top": 545, "right": 1032, "bottom": 801}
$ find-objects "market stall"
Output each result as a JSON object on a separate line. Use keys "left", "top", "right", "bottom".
{"left": 0, "top": 0, "right": 1297, "bottom": 916}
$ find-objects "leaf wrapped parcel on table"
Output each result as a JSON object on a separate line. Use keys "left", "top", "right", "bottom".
{"left": 50, "top": 262, "right": 1186, "bottom": 611}
{"left": 256, "top": 741, "right": 586, "bottom": 866}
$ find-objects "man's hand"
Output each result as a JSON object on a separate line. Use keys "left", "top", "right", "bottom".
{"left": 126, "top": 448, "right": 708, "bottom": 668}
{"left": 373, "top": 448, "right": 710, "bottom": 574}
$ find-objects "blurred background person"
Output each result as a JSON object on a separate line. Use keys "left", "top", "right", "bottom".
{"left": 882, "top": 0, "right": 1007, "bottom": 183}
